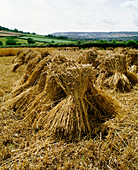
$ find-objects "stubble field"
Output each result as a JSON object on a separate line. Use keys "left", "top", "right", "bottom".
{"left": 0, "top": 47, "right": 137, "bottom": 169}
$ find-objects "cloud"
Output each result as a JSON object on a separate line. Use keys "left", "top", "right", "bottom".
{"left": 120, "top": 0, "right": 138, "bottom": 9}
{"left": 103, "top": 18, "right": 118, "bottom": 26}
{"left": 133, "top": 15, "right": 138, "bottom": 26}
{"left": 0, "top": 0, "right": 138, "bottom": 34}
{"left": 134, "top": 19, "right": 138, "bottom": 26}
{"left": 120, "top": 0, "right": 138, "bottom": 30}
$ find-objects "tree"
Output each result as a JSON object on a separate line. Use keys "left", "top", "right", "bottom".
{"left": 48, "top": 34, "right": 54, "bottom": 38}
{"left": 77, "top": 40, "right": 81, "bottom": 48}
{"left": 6, "top": 37, "right": 16, "bottom": 45}
{"left": 27, "top": 38, "right": 35, "bottom": 44}
{"left": 13, "top": 28, "right": 18, "bottom": 32}
{"left": 127, "top": 40, "right": 136, "bottom": 47}
{"left": 0, "top": 41, "right": 3, "bottom": 45}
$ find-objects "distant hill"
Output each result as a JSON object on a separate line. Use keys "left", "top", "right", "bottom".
{"left": 0, "top": 25, "right": 138, "bottom": 47}
{"left": 52, "top": 32, "right": 138, "bottom": 41}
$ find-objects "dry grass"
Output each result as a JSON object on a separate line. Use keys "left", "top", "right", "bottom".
{"left": 0, "top": 48, "right": 137, "bottom": 169}
{"left": 0, "top": 47, "right": 57, "bottom": 57}
{"left": 0, "top": 48, "right": 18, "bottom": 56}
{"left": 0, "top": 56, "right": 23, "bottom": 93}
{"left": 0, "top": 31, "right": 22, "bottom": 36}
{"left": 0, "top": 85, "right": 137, "bottom": 169}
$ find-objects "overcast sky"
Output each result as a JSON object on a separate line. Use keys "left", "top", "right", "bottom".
{"left": 0, "top": 0, "right": 138, "bottom": 34}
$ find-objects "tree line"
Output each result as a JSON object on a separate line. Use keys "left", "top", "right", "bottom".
{"left": 0, "top": 26, "right": 35, "bottom": 34}
{"left": 1, "top": 39, "right": 137, "bottom": 48}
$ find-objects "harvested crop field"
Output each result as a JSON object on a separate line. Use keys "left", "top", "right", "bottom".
{"left": 0, "top": 47, "right": 137, "bottom": 169}
{"left": 0, "top": 31, "right": 22, "bottom": 37}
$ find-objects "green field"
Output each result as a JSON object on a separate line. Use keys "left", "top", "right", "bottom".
{"left": 0, "top": 30, "right": 137, "bottom": 48}
{"left": 0, "top": 33, "right": 74, "bottom": 46}
{"left": 0, "top": 37, "right": 28, "bottom": 45}
{"left": 19, "top": 36, "right": 73, "bottom": 43}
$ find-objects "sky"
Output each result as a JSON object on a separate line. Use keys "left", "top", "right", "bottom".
{"left": 0, "top": 0, "right": 138, "bottom": 35}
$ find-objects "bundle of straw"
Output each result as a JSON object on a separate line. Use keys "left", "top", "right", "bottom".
{"left": 39, "top": 66, "right": 124, "bottom": 140}
{"left": 12, "top": 49, "right": 31, "bottom": 71}
{"left": 77, "top": 48, "right": 99, "bottom": 68}
{"left": 8, "top": 54, "right": 76, "bottom": 114}
{"left": 12, "top": 49, "right": 49, "bottom": 72}
{"left": 126, "top": 49, "right": 138, "bottom": 66}
{"left": 96, "top": 52, "right": 138, "bottom": 92}
{"left": 128, "top": 65, "right": 138, "bottom": 74}
{"left": 126, "top": 49, "right": 138, "bottom": 74}
{"left": 7, "top": 53, "right": 125, "bottom": 141}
